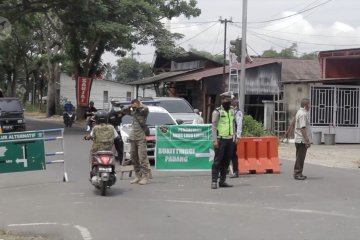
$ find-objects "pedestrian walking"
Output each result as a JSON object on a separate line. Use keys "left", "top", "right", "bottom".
{"left": 294, "top": 98, "right": 312, "bottom": 180}
{"left": 211, "top": 91, "right": 236, "bottom": 189}
{"left": 230, "top": 97, "right": 243, "bottom": 178}
{"left": 122, "top": 99, "right": 151, "bottom": 185}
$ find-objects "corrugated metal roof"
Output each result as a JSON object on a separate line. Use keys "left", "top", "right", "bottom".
{"left": 129, "top": 70, "right": 193, "bottom": 85}
{"left": 168, "top": 59, "right": 279, "bottom": 82}
{"left": 131, "top": 57, "right": 321, "bottom": 85}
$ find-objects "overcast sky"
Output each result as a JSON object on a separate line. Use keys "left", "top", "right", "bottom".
{"left": 103, "top": 0, "right": 360, "bottom": 64}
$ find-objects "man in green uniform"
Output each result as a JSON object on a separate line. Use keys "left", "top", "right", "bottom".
{"left": 122, "top": 99, "right": 151, "bottom": 185}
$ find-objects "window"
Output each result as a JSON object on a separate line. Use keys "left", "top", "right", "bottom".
{"left": 126, "top": 92, "right": 131, "bottom": 101}
{"left": 103, "top": 91, "right": 108, "bottom": 103}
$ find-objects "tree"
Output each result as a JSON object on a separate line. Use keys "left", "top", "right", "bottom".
{"left": 1, "top": 0, "right": 201, "bottom": 117}
{"left": 114, "top": 57, "right": 153, "bottom": 83}
{"left": 261, "top": 44, "right": 318, "bottom": 60}
{"left": 188, "top": 47, "right": 224, "bottom": 63}
{"left": 261, "top": 43, "right": 298, "bottom": 58}
{"left": 300, "top": 52, "right": 317, "bottom": 60}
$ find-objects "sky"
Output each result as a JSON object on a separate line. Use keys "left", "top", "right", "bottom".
{"left": 103, "top": 0, "right": 360, "bottom": 64}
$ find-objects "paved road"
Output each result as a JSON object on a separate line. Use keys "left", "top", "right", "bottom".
{"left": 1, "top": 117, "right": 360, "bottom": 240}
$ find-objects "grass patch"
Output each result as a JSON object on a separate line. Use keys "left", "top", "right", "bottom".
{"left": 0, "top": 229, "right": 47, "bottom": 240}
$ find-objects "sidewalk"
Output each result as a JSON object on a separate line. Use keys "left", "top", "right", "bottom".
{"left": 279, "top": 142, "right": 360, "bottom": 169}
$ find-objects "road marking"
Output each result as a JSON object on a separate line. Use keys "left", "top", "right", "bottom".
{"left": 8, "top": 223, "right": 93, "bottom": 240}
{"left": 8, "top": 222, "right": 57, "bottom": 226}
{"left": 265, "top": 207, "right": 359, "bottom": 219}
{"left": 74, "top": 225, "right": 93, "bottom": 240}
{"left": 162, "top": 199, "right": 359, "bottom": 219}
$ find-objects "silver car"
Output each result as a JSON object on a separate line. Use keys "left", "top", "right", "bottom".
{"left": 120, "top": 105, "right": 178, "bottom": 163}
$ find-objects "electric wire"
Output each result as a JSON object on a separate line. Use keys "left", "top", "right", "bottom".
{"left": 211, "top": 23, "right": 222, "bottom": 54}
{"left": 176, "top": 22, "right": 219, "bottom": 46}
{"left": 232, "top": 23, "right": 359, "bottom": 49}
{"left": 246, "top": 0, "right": 333, "bottom": 24}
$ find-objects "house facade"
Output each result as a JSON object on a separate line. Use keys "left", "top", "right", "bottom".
{"left": 309, "top": 48, "right": 360, "bottom": 143}
{"left": 59, "top": 73, "right": 156, "bottom": 110}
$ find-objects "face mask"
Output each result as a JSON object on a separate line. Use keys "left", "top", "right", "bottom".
{"left": 222, "top": 102, "right": 231, "bottom": 110}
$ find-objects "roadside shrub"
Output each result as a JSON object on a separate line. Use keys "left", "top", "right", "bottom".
{"left": 242, "top": 115, "right": 272, "bottom": 137}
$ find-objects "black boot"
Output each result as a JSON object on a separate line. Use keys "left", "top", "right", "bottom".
{"left": 219, "top": 181, "right": 233, "bottom": 188}
{"left": 230, "top": 172, "right": 239, "bottom": 178}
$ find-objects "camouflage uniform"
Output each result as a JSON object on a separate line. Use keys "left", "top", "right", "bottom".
{"left": 90, "top": 123, "right": 117, "bottom": 155}
{"left": 122, "top": 104, "right": 150, "bottom": 178}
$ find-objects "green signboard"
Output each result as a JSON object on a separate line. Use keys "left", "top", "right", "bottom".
{"left": 156, "top": 125, "right": 214, "bottom": 170}
{"left": 0, "top": 131, "right": 45, "bottom": 173}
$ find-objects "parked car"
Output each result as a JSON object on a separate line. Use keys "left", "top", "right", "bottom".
{"left": 0, "top": 97, "right": 26, "bottom": 132}
{"left": 120, "top": 105, "right": 179, "bottom": 163}
{"left": 140, "top": 97, "right": 198, "bottom": 124}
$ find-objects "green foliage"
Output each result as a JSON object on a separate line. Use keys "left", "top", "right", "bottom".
{"left": 300, "top": 52, "right": 317, "bottom": 60}
{"left": 188, "top": 47, "right": 224, "bottom": 63}
{"left": 242, "top": 115, "right": 272, "bottom": 137}
{"left": 261, "top": 43, "right": 298, "bottom": 58}
{"left": 261, "top": 43, "right": 318, "bottom": 60}
{"left": 114, "top": 57, "right": 153, "bottom": 83}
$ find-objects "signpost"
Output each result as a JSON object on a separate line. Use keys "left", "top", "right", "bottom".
{"left": 0, "top": 131, "right": 45, "bottom": 173}
{"left": 155, "top": 125, "right": 214, "bottom": 170}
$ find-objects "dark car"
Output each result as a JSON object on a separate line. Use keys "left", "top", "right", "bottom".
{"left": 0, "top": 98, "right": 26, "bottom": 132}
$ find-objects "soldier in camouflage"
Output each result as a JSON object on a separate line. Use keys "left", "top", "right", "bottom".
{"left": 121, "top": 99, "right": 150, "bottom": 185}
{"left": 85, "top": 110, "right": 118, "bottom": 156}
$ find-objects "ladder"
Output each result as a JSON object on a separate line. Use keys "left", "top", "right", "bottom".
{"left": 274, "top": 88, "right": 287, "bottom": 138}
{"left": 228, "top": 68, "right": 239, "bottom": 97}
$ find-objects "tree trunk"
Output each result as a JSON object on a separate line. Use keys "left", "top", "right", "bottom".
{"left": 10, "top": 70, "right": 17, "bottom": 97}
{"left": 46, "top": 63, "right": 57, "bottom": 117}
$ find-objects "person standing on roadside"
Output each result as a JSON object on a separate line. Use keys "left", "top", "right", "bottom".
{"left": 229, "top": 97, "right": 243, "bottom": 178}
{"left": 294, "top": 98, "right": 312, "bottom": 180}
{"left": 122, "top": 99, "right": 151, "bottom": 185}
{"left": 211, "top": 92, "right": 235, "bottom": 189}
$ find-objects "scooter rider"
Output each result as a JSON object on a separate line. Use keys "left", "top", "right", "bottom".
{"left": 84, "top": 110, "right": 118, "bottom": 176}
{"left": 85, "top": 110, "right": 118, "bottom": 153}
{"left": 85, "top": 101, "right": 97, "bottom": 130}
{"left": 108, "top": 100, "right": 125, "bottom": 164}
{"left": 63, "top": 100, "right": 74, "bottom": 123}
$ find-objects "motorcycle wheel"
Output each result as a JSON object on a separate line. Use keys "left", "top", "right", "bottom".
{"left": 101, "top": 181, "right": 107, "bottom": 196}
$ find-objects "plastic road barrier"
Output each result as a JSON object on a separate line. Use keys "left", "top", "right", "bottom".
{"left": 237, "top": 136, "right": 280, "bottom": 174}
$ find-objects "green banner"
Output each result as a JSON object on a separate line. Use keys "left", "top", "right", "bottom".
{"left": 0, "top": 131, "right": 46, "bottom": 173}
{"left": 156, "top": 124, "right": 214, "bottom": 170}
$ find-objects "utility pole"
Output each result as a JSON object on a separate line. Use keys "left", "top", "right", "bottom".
{"left": 219, "top": 18, "right": 232, "bottom": 82}
{"left": 239, "top": 0, "right": 247, "bottom": 113}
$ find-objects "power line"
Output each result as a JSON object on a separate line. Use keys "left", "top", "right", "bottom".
{"left": 167, "top": 20, "right": 218, "bottom": 25}
{"left": 247, "top": 43, "right": 260, "bottom": 56}
{"left": 234, "top": 0, "right": 333, "bottom": 24}
{"left": 232, "top": 23, "right": 360, "bottom": 49}
{"left": 176, "top": 22, "right": 218, "bottom": 46}
{"left": 211, "top": 23, "right": 223, "bottom": 54}
{"left": 251, "top": 28, "right": 360, "bottom": 39}
{"left": 169, "top": 21, "right": 218, "bottom": 30}
{"left": 250, "top": 30, "right": 360, "bottom": 47}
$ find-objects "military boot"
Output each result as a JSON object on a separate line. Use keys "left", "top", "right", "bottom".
{"left": 139, "top": 173, "right": 150, "bottom": 185}
{"left": 148, "top": 168, "right": 153, "bottom": 179}
{"left": 130, "top": 172, "right": 141, "bottom": 184}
